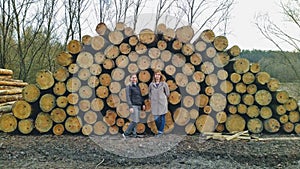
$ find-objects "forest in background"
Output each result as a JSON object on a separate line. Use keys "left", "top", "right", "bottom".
{"left": 240, "top": 50, "right": 300, "bottom": 83}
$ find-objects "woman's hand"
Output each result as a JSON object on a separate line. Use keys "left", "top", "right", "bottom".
{"left": 142, "top": 105, "right": 146, "bottom": 111}
{"left": 129, "top": 108, "right": 134, "bottom": 113}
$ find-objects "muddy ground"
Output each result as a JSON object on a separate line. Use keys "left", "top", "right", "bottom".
{"left": 1, "top": 132, "right": 300, "bottom": 169}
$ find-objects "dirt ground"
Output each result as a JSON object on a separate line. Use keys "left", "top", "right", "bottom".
{"left": 1, "top": 132, "right": 300, "bottom": 169}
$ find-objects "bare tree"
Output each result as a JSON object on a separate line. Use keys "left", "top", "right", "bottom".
{"left": 132, "top": 0, "right": 146, "bottom": 31}
{"left": 0, "top": 0, "right": 14, "bottom": 68}
{"left": 63, "top": 0, "right": 89, "bottom": 46}
{"left": 0, "top": 0, "right": 63, "bottom": 82}
{"left": 154, "top": 0, "right": 177, "bottom": 31}
{"left": 255, "top": 1, "right": 300, "bottom": 52}
{"left": 11, "top": 0, "right": 45, "bottom": 81}
{"left": 175, "top": 0, "right": 235, "bottom": 35}
{"left": 255, "top": 0, "right": 300, "bottom": 79}
{"left": 97, "top": 0, "right": 110, "bottom": 23}
{"left": 112, "top": 0, "right": 134, "bottom": 23}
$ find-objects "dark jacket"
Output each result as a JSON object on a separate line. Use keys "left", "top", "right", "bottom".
{"left": 126, "top": 83, "right": 143, "bottom": 108}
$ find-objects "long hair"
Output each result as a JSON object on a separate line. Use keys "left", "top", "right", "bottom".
{"left": 152, "top": 70, "right": 166, "bottom": 82}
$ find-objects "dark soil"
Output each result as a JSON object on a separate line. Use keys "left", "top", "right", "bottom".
{"left": 1, "top": 132, "right": 300, "bottom": 169}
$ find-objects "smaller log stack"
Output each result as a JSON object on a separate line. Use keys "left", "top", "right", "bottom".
{"left": 0, "top": 68, "right": 28, "bottom": 133}
{"left": 1, "top": 22, "right": 300, "bottom": 137}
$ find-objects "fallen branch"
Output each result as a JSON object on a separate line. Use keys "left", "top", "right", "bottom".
{"left": 226, "top": 130, "right": 249, "bottom": 141}
{"left": 258, "top": 137, "right": 300, "bottom": 141}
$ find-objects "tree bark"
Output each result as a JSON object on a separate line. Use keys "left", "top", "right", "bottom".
{"left": 0, "top": 80, "right": 28, "bottom": 87}
{"left": 0, "top": 68, "right": 13, "bottom": 75}
{"left": 0, "top": 94, "right": 23, "bottom": 103}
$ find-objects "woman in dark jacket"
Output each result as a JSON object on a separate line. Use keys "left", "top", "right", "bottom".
{"left": 122, "top": 74, "right": 145, "bottom": 139}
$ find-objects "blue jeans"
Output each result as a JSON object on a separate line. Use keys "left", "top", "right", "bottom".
{"left": 154, "top": 114, "right": 165, "bottom": 134}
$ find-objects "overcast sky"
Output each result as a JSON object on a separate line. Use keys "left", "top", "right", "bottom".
{"left": 85, "top": 0, "right": 296, "bottom": 51}
{"left": 227, "top": 0, "right": 294, "bottom": 51}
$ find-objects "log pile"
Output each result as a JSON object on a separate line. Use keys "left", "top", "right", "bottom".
{"left": 0, "top": 69, "right": 27, "bottom": 114}
{"left": 0, "top": 68, "right": 28, "bottom": 132}
{"left": 1, "top": 22, "right": 300, "bottom": 137}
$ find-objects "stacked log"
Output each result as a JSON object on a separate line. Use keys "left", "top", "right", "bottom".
{"left": 1, "top": 22, "right": 300, "bottom": 136}
{"left": 0, "top": 69, "right": 29, "bottom": 133}
{"left": 0, "top": 69, "right": 28, "bottom": 114}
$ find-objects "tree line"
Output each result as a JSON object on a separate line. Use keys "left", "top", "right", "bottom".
{"left": 241, "top": 50, "right": 300, "bottom": 82}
